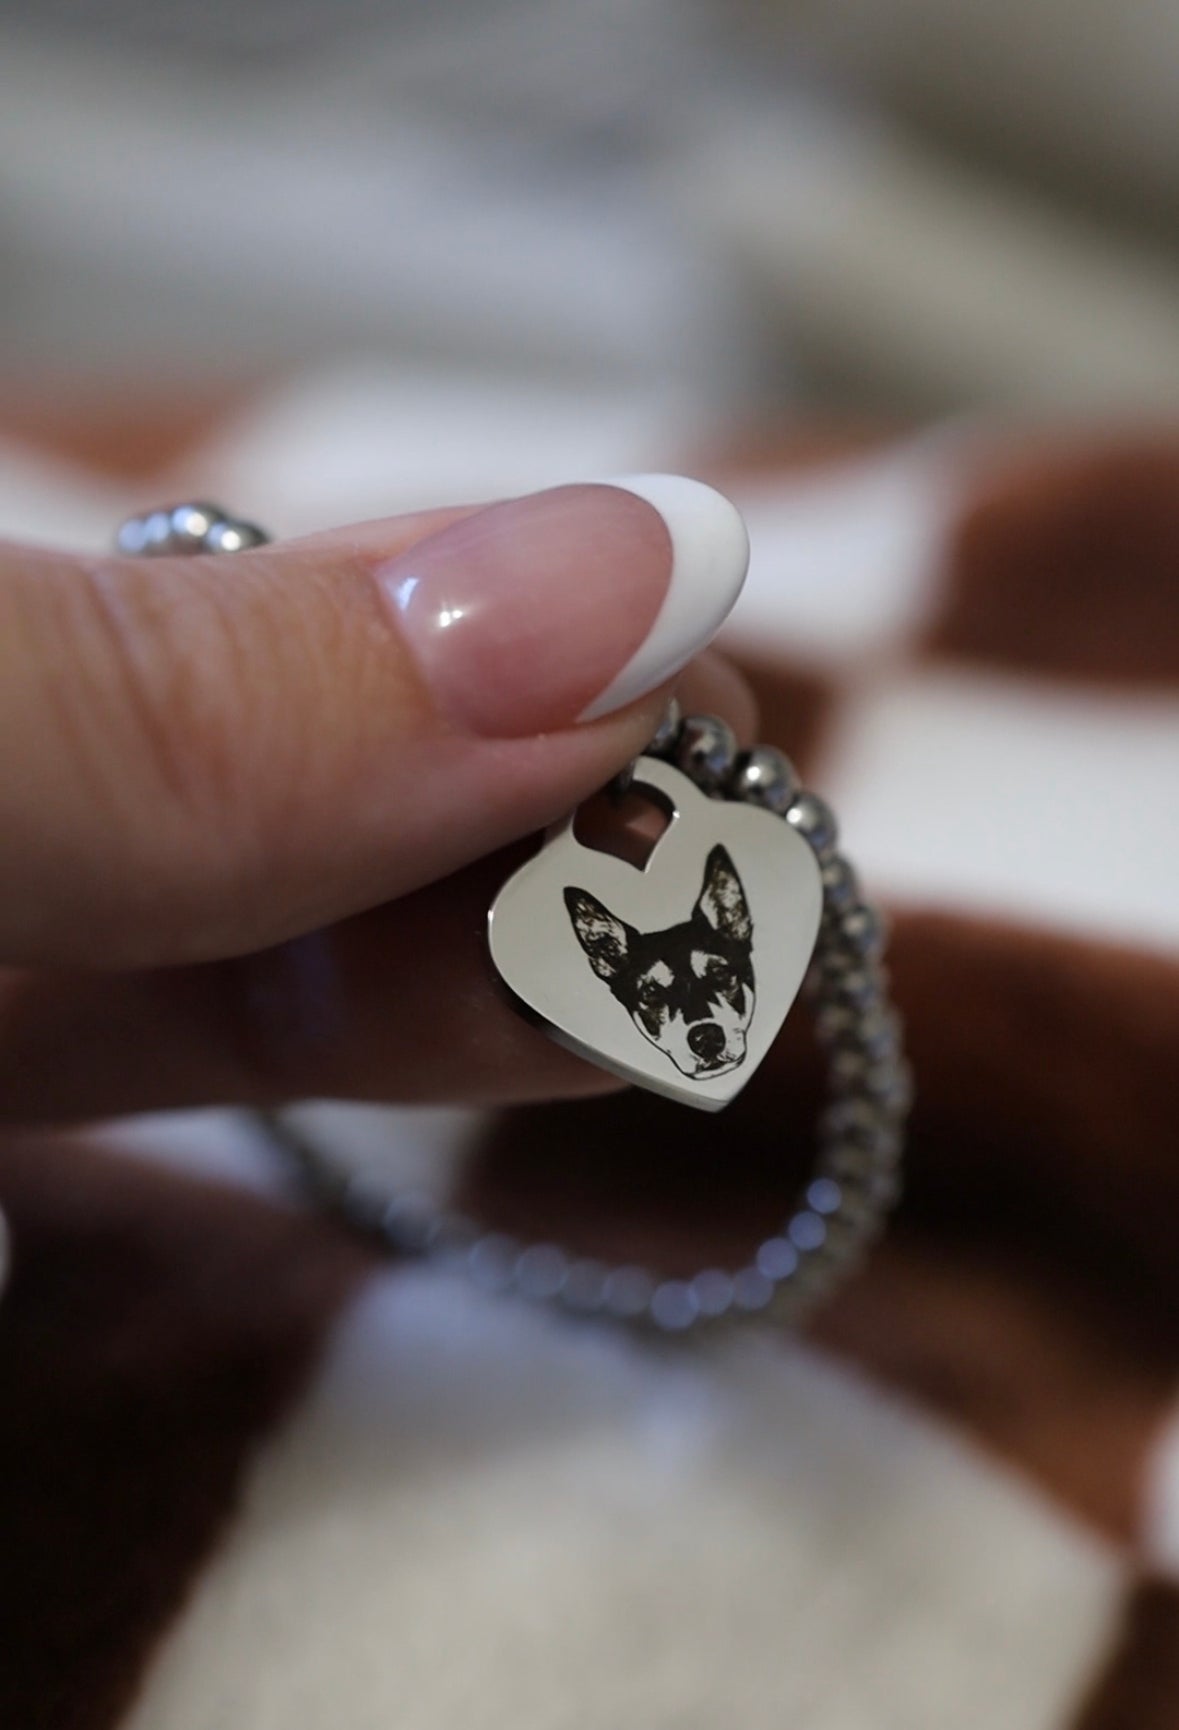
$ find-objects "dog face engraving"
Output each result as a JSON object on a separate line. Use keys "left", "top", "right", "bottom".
{"left": 564, "top": 844, "right": 755, "bottom": 1080}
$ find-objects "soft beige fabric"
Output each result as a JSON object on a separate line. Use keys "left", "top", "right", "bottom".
{"left": 126, "top": 1265, "right": 1121, "bottom": 1730}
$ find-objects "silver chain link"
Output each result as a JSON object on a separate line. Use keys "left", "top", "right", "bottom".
{"left": 119, "top": 503, "right": 909, "bottom": 1336}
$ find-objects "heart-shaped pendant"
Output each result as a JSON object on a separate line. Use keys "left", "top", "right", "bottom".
{"left": 488, "top": 755, "right": 823, "bottom": 1111}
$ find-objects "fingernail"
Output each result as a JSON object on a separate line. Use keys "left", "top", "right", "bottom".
{"left": 380, "top": 474, "right": 749, "bottom": 736}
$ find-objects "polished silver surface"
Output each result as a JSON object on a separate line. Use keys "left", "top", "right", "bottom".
{"left": 488, "top": 753, "right": 823, "bottom": 1111}
{"left": 728, "top": 743, "right": 800, "bottom": 814}
{"left": 785, "top": 790, "right": 839, "bottom": 857}
{"left": 647, "top": 697, "right": 683, "bottom": 757}
{"left": 117, "top": 503, "right": 266, "bottom": 558}
{"left": 819, "top": 853, "right": 860, "bottom": 915}
{"left": 673, "top": 712, "right": 737, "bottom": 791}
{"left": 124, "top": 503, "right": 910, "bottom": 1337}
{"left": 204, "top": 519, "right": 267, "bottom": 554}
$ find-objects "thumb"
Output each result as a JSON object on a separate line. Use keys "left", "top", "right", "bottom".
{"left": 0, "top": 476, "right": 748, "bottom": 966}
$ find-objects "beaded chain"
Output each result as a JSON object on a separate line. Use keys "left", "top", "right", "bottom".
{"left": 120, "top": 504, "right": 910, "bottom": 1335}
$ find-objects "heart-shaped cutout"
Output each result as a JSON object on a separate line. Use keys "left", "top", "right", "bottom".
{"left": 488, "top": 756, "right": 823, "bottom": 1111}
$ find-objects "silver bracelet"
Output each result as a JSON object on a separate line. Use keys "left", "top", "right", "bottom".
{"left": 119, "top": 503, "right": 910, "bottom": 1335}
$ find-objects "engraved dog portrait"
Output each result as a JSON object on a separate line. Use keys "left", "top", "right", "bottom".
{"left": 564, "top": 844, "right": 755, "bottom": 1079}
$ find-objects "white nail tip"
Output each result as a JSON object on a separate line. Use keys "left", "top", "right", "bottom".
{"left": 578, "top": 473, "right": 750, "bottom": 722}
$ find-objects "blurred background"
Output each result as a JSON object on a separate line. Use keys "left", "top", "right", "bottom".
{"left": 7, "top": 0, "right": 1179, "bottom": 453}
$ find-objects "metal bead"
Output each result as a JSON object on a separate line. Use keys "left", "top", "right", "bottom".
{"left": 841, "top": 1162, "right": 902, "bottom": 1213}
{"left": 840, "top": 903, "right": 888, "bottom": 960}
{"left": 466, "top": 1233, "right": 520, "bottom": 1293}
{"left": 170, "top": 502, "right": 228, "bottom": 549}
{"left": 515, "top": 1243, "right": 568, "bottom": 1300}
{"left": 808, "top": 1203, "right": 865, "bottom": 1254}
{"left": 855, "top": 1009, "right": 902, "bottom": 1064}
{"left": 830, "top": 1046, "right": 873, "bottom": 1089}
{"left": 119, "top": 504, "right": 236, "bottom": 556}
{"left": 827, "top": 965, "right": 885, "bottom": 1012}
{"left": 813, "top": 1001, "right": 858, "bottom": 1045}
{"left": 815, "top": 938, "right": 864, "bottom": 980}
{"left": 117, "top": 508, "right": 176, "bottom": 556}
{"left": 690, "top": 1268, "right": 735, "bottom": 1318}
{"left": 817, "top": 1003, "right": 896, "bottom": 1059}
{"left": 818, "top": 1125, "right": 876, "bottom": 1168}
{"left": 819, "top": 1097, "right": 896, "bottom": 1151}
{"left": 647, "top": 698, "right": 682, "bottom": 758}
{"left": 817, "top": 1151, "right": 875, "bottom": 1194}
{"left": 847, "top": 1119, "right": 902, "bottom": 1164}
{"left": 785, "top": 791, "right": 839, "bottom": 856}
{"left": 602, "top": 1265, "right": 656, "bottom": 1319}
{"left": 650, "top": 1280, "right": 699, "bottom": 1332}
{"left": 820, "top": 854, "right": 860, "bottom": 914}
{"left": 862, "top": 1060, "right": 914, "bottom": 1117}
{"left": 204, "top": 519, "right": 268, "bottom": 555}
{"left": 728, "top": 745, "right": 799, "bottom": 814}
{"left": 755, "top": 1235, "right": 800, "bottom": 1282}
{"left": 806, "top": 1177, "right": 843, "bottom": 1216}
{"left": 820, "top": 1012, "right": 896, "bottom": 1067}
{"left": 675, "top": 713, "right": 737, "bottom": 792}
{"left": 146, "top": 508, "right": 180, "bottom": 554}
{"left": 829, "top": 1183, "right": 890, "bottom": 1236}
{"left": 818, "top": 1096, "right": 875, "bottom": 1139}
{"left": 115, "top": 515, "right": 151, "bottom": 556}
{"left": 787, "top": 1210, "right": 827, "bottom": 1253}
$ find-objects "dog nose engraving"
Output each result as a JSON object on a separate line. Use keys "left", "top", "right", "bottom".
{"left": 688, "top": 1023, "right": 726, "bottom": 1063}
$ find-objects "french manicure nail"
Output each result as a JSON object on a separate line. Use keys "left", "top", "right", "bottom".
{"left": 380, "top": 474, "right": 749, "bottom": 737}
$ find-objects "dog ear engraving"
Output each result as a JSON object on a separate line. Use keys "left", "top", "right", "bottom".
{"left": 564, "top": 888, "right": 635, "bottom": 982}
{"left": 694, "top": 844, "right": 752, "bottom": 944}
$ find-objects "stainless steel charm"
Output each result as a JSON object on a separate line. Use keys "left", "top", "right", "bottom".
{"left": 488, "top": 755, "right": 822, "bottom": 1110}
{"left": 121, "top": 504, "right": 910, "bottom": 1336}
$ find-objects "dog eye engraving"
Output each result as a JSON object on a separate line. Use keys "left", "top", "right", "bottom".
{"left": 564, "top": 845, "right": 756, "bottom": 1082}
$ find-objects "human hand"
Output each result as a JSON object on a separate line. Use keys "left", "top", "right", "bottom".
{"left": 0, "top": 478, "right": 753, "bottom": 1122}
